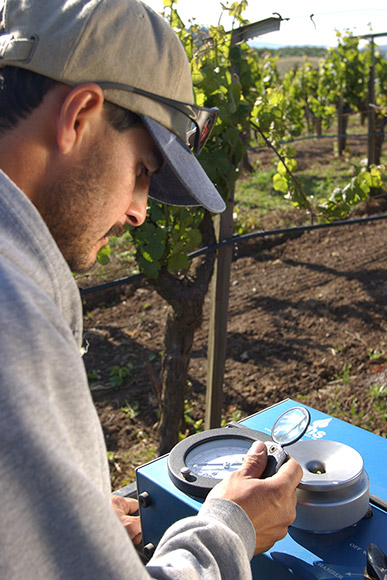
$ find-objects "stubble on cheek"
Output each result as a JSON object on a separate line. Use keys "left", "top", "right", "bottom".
{"left": 37, "top": 148, "right": 113, "bottom": 273}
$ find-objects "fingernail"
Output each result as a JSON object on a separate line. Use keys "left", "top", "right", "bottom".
{"left": 247, "top": 440, "right": 266, "bottom": 455}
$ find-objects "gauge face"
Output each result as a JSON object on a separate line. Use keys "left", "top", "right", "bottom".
{"left": 167, "top": 427, "right": 272, "bottom": 498}
{"left": 185, "top": 438, "right": 252, "bottom": 479}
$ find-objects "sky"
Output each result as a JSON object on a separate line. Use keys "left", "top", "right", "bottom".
{"left": 142, "top": 0, "right": 387, "bottom": 48}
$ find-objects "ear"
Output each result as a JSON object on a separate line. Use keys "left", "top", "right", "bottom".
{"left": 56, "top": 83, "right": 105, "bottom": 155}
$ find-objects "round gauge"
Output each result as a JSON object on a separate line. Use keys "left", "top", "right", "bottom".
{"left": 167, "top": 426, "right": 273, "bottom": 498}
{"left": 167, "top": 407, "right": 309, "bottom": 498}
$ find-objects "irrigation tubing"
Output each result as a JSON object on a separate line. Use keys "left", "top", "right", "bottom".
{"left": 80, "top": 213, "right": 387, "bottom": 296}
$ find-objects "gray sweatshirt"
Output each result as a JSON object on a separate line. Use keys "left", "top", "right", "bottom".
{"left": 0, "top": 170, "right": 255, "bottom": 579}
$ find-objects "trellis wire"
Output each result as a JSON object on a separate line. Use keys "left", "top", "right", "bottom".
{"left": 80, "top": 213, "right": 387, "bottom": 296}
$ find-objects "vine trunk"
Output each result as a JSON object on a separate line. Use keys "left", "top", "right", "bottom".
{"left": 151, "top": 211, "right": 217, "bottom": 454}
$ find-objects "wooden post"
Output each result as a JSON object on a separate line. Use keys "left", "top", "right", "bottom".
{"left": 368, "top": 37, "right": 376, "bottom": 167}
{"left": 337, "top": 96, "right": 346, "bottom": 157}
{"left": 204, "top": 16, "right": 282, "bottom": 430}
{"left": 357, "top": 31, "right": 387, "bottom": 165}
{"left": 204, "top": 199, "right": 234, "bottom": 430}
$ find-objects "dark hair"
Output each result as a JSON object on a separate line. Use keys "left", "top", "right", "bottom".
{"left": 0, "top": 66, "right": 57, "bottom": 131}
{"left": 0, "top": 66, "right": 141, "bottom": 133}
{"left": 104, "top": 99, "right": 141, "bottom": 132}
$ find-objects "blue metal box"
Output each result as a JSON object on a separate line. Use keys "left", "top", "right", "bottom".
{"left": 136, "top": 399, "right": 387, "bottom": 578}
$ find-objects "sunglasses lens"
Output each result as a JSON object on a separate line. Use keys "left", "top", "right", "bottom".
{"left": 197, "top": 113, "right": 217, "bottom": 154}
{"left": 186, "top": 109, "right": 218, "bottom": 154}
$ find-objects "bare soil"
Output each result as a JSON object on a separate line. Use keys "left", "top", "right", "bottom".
{"left": 81, "top": 137, "right": 387, "bottom": 489}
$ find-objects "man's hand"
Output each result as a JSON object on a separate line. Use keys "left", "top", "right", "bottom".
{"left": 207, "top": 440, "right": 302, "bottom": 555}
{"left": 111, "top": 495, "right": 142, "bottom": 546}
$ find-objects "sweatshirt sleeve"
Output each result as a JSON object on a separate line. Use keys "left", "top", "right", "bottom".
{"left": 145, "top": 498, "right": 256, "bottom": 580}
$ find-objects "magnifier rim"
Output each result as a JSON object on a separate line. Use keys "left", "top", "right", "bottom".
{"left": 271, "top": 406, "right": 311, "bottom": 446}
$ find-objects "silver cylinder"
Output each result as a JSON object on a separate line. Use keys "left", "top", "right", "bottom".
{"left": 289, "top": 440, "right": 369, "bottom": 533}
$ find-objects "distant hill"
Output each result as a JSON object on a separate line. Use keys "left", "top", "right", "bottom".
{"left": 249, "top": 43, "right": 387, "bottom": 60}
{"left": 376, "top": 45, "right": 387, "bottom": 57}
{"left": 250, "top": 45, "right": 328, "bottom": 58}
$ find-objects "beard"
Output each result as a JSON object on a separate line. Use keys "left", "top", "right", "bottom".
{"left": 35, "top": 144, "right": 123, "bottom": 273}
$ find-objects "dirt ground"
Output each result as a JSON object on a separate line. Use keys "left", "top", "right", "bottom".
{"left": 81, "top": 137, "right": 387, "bottom": 489}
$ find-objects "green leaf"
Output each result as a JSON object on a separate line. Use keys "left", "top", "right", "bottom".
{"left": 228, "top": 82, "right": 241, "bottom": 112}
{"left": 277, "top": 161, "right": 287, "bottom": 175}
{"left": 149, "top": 202, "right": 166, "bottom": 222}
{"left": 273, "top": 173, "right": 288, "bottom": 193}
{"left": 167, "top": 253, "right": 190, "bottom": 272}
{"left": 142, "top": 238, "right": 165, "bottom": 261}
{"left": 97, "top": 244, "right": 111, "bottom": 265}
{"left": 138, "top": 256, "right": 161, "bottom": 279}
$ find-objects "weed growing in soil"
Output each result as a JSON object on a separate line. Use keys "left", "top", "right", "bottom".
{"left": 121, "top": 400, "right": 140, "bottom": 420}
{"left": 369, "top": 384, "right": 387, "bottom": 419}
{"left": 334, "top": 363, "right": 352, "bottom": 386}
{"left": 109, "top": 363, "right": 134, "bottom": 388}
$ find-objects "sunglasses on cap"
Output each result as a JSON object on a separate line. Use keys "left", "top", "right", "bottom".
{"left": 97, "top": 81, "right": 218, "bottom": 155}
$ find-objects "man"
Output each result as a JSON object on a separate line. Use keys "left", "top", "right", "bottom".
{"left": 0, "top": 0, "right": 302, "bottom": 578}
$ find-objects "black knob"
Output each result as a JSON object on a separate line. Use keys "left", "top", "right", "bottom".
{"left": 144, "top": 543, "right": 156, "bottom": 559}
{"left": 138, "top": 491, "right": 152, "bottom": 508}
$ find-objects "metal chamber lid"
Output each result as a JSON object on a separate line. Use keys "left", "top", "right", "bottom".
{"left": 289, "top": 440, "right": 370, "bottom": 533}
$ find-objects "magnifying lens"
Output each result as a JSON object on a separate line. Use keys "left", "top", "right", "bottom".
{"left": 271, "top": 406, "right": 311, "bottom": 446}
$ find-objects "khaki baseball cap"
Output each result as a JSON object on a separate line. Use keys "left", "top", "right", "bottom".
{"left": 0, "top": 0, "right": 226, "bottom": 212}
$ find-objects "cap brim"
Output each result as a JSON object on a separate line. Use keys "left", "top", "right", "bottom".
{"left": 141, "top": 115, "right": 226, "bottom": 213}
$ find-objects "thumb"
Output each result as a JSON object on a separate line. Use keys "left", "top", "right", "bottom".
{"left": 239, "top": 440, "right": 268, "bottom": 478}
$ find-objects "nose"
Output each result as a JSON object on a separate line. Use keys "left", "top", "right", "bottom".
{"left": 126, "top": 182, "right": 149, "bottom": 227}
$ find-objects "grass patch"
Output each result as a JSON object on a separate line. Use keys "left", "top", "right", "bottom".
{"left": 298, "top": 161, "right": 355, "bottom": 200}
{"left": 235, "top": 167, "right": 282, "bottom": 211}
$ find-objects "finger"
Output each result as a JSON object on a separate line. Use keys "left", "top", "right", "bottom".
{"left": 131, "top": 530, "right": 143, "bottom": 547}
{"left": 273, "top": 457, "right": 303, "bottom": 486}
{"left": 113, "top": 496, "right": 139, "bottom": 515}
{"left": 124, "top": 497, "right": 140, "bottom": 515}
{"left": 238, "top": 440, "right": 268, "bottom": 478}
{"left": 122, "top": 515, "right": 142, "bottom": 542}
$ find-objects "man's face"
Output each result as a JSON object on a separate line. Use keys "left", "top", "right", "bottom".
{"left": 37, "top": 122, "right": 163, "bottom": 273}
